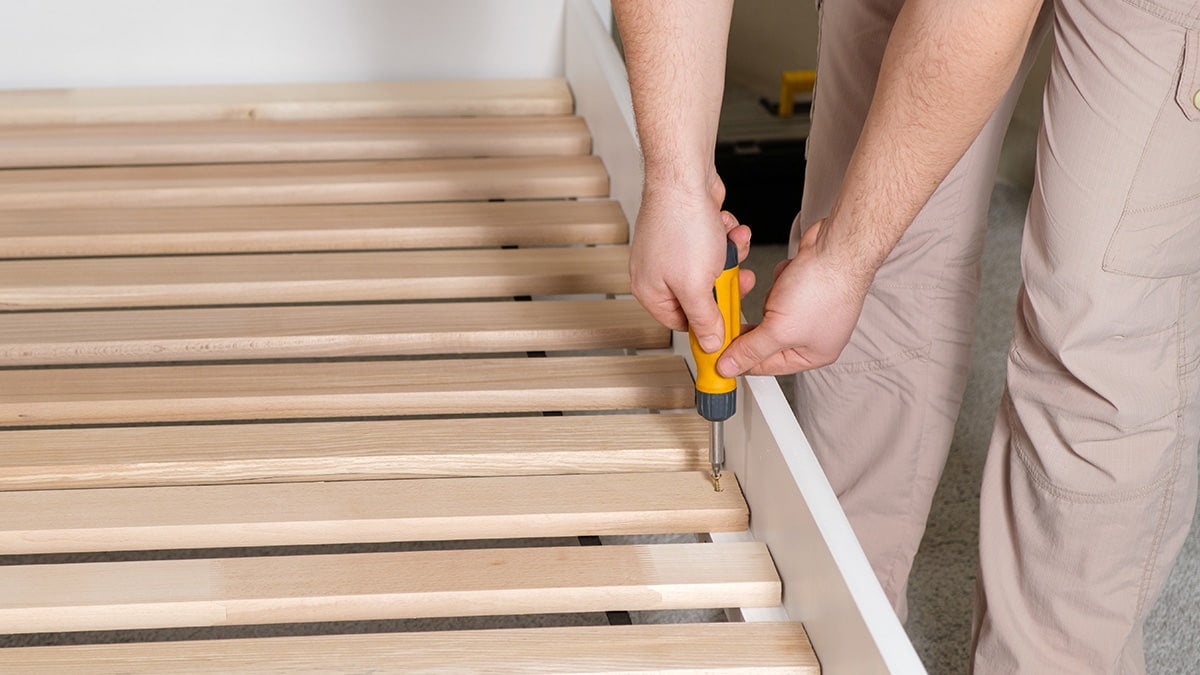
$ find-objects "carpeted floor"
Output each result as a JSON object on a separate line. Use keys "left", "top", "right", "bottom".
{"left": 738, "top": 182, "right": 1200, "bottom": 674}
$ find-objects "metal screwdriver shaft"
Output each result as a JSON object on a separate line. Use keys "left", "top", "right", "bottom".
{"left": 710, "top": 419, "right": 725, "bottom": 479}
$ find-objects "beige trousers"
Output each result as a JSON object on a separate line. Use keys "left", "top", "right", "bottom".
{"left": 794, "top": 0, "right": 1200, "bottom": 671}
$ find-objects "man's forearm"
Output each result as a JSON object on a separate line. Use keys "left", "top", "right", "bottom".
{"left": 613, "top": 0, "right": 733, "bottom": 198}
{"left": 823, "top": 0, "right": 1044, "bottom": 282}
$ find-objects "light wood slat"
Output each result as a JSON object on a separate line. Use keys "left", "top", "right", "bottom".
{"left": 0, "top": 79, "right": 574, "bottom": 126}
{"left": 0, "top": 201, "right": 628, "bottom": 259}
{"left": 0, "top": 472, "right": 745, "bottom": 554}
{"left": 0, "top": 622, "right": 819, "bottom": 674}
{"left": 0, "top": 116, "right": 592, "bottom": 168}
{"left": 0, "top": 200, "right": 628, "bottom": 258}
{"left": 0, "top": 355, "right": 694, "bottom": 427}
{"left": 0, "top": 246, "right": 630, "bottom": 310}
{"left": 0, "top": 299, "right": 667, "bottom": 366}
{"left": 0, "top": 156, "right": 608, "bottom": 209}
{"left": 0, "top": 414, "right": 708, "bottom": 491}
{"left": 0, "top": 542, "right": 780, "bottom": 633}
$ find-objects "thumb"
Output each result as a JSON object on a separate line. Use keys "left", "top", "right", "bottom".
{"left": 716, "top": 325, "right": 781, "bottom": 377}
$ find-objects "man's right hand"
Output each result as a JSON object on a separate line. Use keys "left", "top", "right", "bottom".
{"left": 629, "top": 174, "right": 753, "bottom": 353}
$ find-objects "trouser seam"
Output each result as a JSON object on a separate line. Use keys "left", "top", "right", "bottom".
{"left": 1126, "top": 191, "right": 1200, "bottom": 213}
{"left": 1119, "top": 0, "right": 1200, "bottom": 29}
{"left": 878, "top": 378, "right": 930, "bottom": 606}
{"left": 819, "top": 343, "right": 931, "bottom": 375}
{"left": 1132, "top": 281, "right": 1189, "bottom": 620}
{"left": 1007, "top": 393, "right": 1181, "bottom": 505}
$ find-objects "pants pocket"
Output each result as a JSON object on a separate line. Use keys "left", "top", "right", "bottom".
{"left": 1103, "top": 28, "right": 1200, "bottom": 278}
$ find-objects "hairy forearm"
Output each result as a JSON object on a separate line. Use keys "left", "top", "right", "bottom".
{"left": 613, "top": 0, "right": 733, "bottom": 197}
{"left": 824, "top": 0, "right": 1043, "bottom": 281}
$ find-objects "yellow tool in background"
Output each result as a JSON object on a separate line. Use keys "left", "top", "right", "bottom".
{"left": 778, "top": 69, "right": 817, "bottom": 118}
{"left": 688, "top": 239, "right": 741, "bottom": 491}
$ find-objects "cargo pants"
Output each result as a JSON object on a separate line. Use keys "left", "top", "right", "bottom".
{"left": 793, "top": 0, "right": 1200, "bottom": 671}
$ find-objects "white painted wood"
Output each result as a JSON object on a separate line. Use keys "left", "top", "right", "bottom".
{"left": 0, "top": 1, "right": 569, "bottom": 89}
{"left": 730, "top": 363, "right": 927, "bottom": 673}
{"left": 564, "top": 0, "right": 643, "bottom": 230}
{"left": 710, "top": 529, "right": 793, "bottom": 624}
{"left": 673, "top": 323, "right": 923, "bottom": 672}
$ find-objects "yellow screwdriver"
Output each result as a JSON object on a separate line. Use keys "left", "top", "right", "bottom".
{"left": 689, "top": 239, "right": 740, "bottom": 491}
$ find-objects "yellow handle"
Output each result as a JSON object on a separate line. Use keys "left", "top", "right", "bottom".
{"left": 690, "top": 265, "right": 740, "bottom": 395}
{"left": 689, "top": 241, "right": 741, "bottom": 408}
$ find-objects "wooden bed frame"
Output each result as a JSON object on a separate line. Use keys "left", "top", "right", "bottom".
{"left": 0, "top": 1, "right": 924, "bottom": 672}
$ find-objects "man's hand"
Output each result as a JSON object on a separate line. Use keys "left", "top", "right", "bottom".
{"left": 613, "top": 0, "right": 745, "bottom": 350}
{"left": 716, "top": 220, "right": 869, "bottom": 376}
{"left": 715, "top": 0, "right": 1043, "bottom": 376}
{"left": 630, "top": 176, "right": 753, "bottom": 352}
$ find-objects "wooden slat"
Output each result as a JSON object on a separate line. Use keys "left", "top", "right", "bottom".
{"left": 0, "top": 116, "right": 592, "bottom": 168}
{"left": 0, "top": 622, "right": 820, "bottom": 674}
{"left": 0, "top": 201, "right": 627, "bottom": 259}
{"left": 0, "top": 246, "right": 630, "bottom": 310}
{"left": 0, "top": 299, "right": 667, "bottom": 366}
{"left": 0, "top": 471, "right": 745, "bottom": 554}
{"left": 0, "top": 156, "right": 608, "bottom": 209}
{"left": 0, "top": 79, "right": 574, "bottom": 126}
{"left": 0, "top": 414, "right": 708, "bottom": 491}
{"left": 0, "top": 201, "right": 628, "bottom": 258}
{"left": 0, "top": 355, "right": 694, "bottom": 427}
{"left": 0, "top": 542, "right": 780, "bottom": 633}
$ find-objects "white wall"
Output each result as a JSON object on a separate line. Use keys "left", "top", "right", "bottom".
{"left": 0, "top": 0, "right": 569, "bottom": 89}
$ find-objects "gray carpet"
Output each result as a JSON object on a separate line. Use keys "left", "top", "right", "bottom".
{"left": 738, "top": 183, "right": 1200, "bottom": 674}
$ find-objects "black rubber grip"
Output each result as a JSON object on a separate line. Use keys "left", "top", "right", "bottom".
{"left": 696, "top": 390, "right": 736, "bottom": 422}
{"left": 723, "top": 239, "right": 738, "bottom": 270}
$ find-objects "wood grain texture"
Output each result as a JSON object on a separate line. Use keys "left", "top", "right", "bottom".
{"left": 0, "top": 199, "right": 628, "bottom": 258}
{"left": 0, "top": 622, "right": 819, "bottom": 674}
{"left": 0, "top": 156, "right": 608, "bottom": 209}
{"left": 0, "top": 472, "right": 746, "bottom": 554}
{"left": 0, "top": 542, "right": 781, "bottom": 633}
{"left": 0, "top": 355, "right": 694, "bottom": 427}
{"left": 0, "top": 246, "right": 630, "bottom": 310}
{"left": 0, "top": 299, "right": 667, "bottom": 366}
{"left": 0, "top": 79, "right": 574, "bottom": 126}
{"left": 0, "top": 116, "right": 591, "bottom": 168}
{"left": 0, "top": 414, "right": 708, "bottom": 490}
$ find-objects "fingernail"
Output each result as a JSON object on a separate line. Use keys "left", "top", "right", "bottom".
{"left": 700, "top": 335, "right": 722, "bottom": 353}
{"left": 717, "top": 355, "right": 738, "bottom": 377}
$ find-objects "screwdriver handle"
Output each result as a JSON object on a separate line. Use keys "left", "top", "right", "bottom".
{"left": 689, "top": 239, "right": 740, "bottom": 422}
